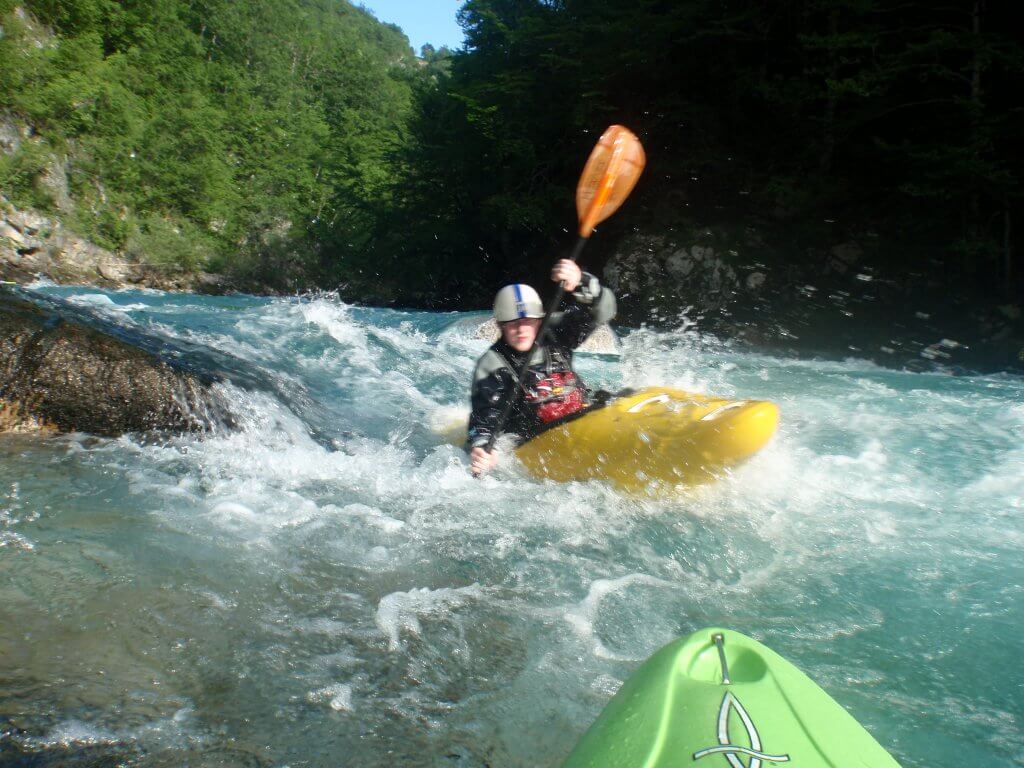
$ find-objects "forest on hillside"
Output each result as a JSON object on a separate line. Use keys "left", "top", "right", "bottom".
{"left": 387, "top": 0, "right": 1023, "bottom": 309}
{"left": 1, "top": 0, "right": 1021, "bottom": 311}
{"left": 0, "top": 0, "right": 429, "bottom": 282}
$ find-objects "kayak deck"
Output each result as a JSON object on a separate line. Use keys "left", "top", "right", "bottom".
{"left": 561, "top": 627, "right": 901, "bottom": 767}
{"left": 515, "top": 388, "right": 779, "bottom": 492}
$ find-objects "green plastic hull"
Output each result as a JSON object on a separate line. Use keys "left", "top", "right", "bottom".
{"left": 561, "top": 627, "right": 901, "bottom": 768}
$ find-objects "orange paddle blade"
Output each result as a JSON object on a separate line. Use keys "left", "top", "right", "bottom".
{"left": 575, "top": 125, "right": 645, "bottom": 238}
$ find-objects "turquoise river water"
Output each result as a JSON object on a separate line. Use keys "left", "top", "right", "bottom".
{"left": 1, "top": 285, "right": 1021, "bottom": 767}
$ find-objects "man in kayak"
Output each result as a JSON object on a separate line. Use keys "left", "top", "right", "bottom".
{"left": 468, "top": 259, "right": 616, "bottom": 475}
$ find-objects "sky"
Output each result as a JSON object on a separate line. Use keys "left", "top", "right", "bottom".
{"left": 360, "top": 1, "right": 465, "bottom": 54}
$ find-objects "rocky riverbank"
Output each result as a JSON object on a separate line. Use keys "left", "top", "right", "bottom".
{"left": 0, "top": 196, "right": 234, "bottom": 293}
{"left": 3, "top": 191, "right": 1022, "bottom": 375}
{"left": 601, "top": 229, "right": 1024, "bottom": 375}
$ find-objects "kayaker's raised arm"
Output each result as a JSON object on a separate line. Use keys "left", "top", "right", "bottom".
{"left": 546, "top": 266, "right": 616, "bottom": 351}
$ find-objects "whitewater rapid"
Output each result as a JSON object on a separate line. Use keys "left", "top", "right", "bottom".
{"left": 0, "top": 286, "right": 1021, "bottom": 767}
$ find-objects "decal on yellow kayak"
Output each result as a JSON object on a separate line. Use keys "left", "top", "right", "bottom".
{"left": 692, "top": 691, "right": 790, "bottom": 768}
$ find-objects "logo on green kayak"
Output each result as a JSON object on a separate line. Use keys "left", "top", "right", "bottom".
{"left": 693, "top": 692, "right": 790, "bottom": 768}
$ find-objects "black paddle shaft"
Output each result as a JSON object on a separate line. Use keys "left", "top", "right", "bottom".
{"left": 483, "top": 236, "right": 588, "bottom": 454}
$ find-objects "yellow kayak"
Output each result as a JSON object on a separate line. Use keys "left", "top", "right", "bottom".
{"left": 444, "top": 387, "right": 779, "bottom": 492}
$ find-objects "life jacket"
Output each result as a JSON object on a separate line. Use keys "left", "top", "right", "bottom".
{"left": 495, "top": 345, "right": 588, "bottom": 424}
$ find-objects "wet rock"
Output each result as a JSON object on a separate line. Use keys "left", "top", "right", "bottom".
{"left": 195, "top": 271, "right": 234, "bottom": 295}
{"left": 0, "top": 290, "right": 232, "bottom": 435}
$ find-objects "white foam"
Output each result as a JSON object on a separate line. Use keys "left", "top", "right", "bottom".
{"left": 590, "top": 674, "right": 624, "bottom": 698}
{"left": 209, "top": 500, "right": 259, "bottom": 521}
{"left": 376, "top": 584, "right": 485, "bottom": 651}
{"left": 337, "top": 503, "right": 405, "bottom": 533}
{"left": 0, "top": 530, "right": 35, "bottom": 550}
{"left": 1, "top": 482, "right": 35, "bottom": 550}
{"left": 822, "top": 438, "right": 888, "bottom": 470}
{"left": 307, "top": 683, "right": 354, "bottom": 712}
{"left": 35, "top": 720, "right": 122, "bottom": 747}
{"left": 299, "top": 299, "right": 379, "bottom": 371}
{"left": 22, "top": 707, "right": 197, "bottom": 752}
{"left": 563, "top": 573, "right": 677, "bottom": 660}
{"left": 64, "top": 293, "right": 150, "bottom": 314}
{"left": 25, "top": 276, "right": 58, "bottom": 288}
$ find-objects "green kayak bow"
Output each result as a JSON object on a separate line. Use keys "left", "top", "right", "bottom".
{"left": 561, "top": 627, "right": 901, "bottom": 768}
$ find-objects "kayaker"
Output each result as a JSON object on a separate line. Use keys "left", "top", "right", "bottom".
{"left": 468, "top": 259, "right": 616, "bottom": 475}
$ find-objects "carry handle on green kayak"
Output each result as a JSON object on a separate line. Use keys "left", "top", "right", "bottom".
{"left": 713, "top": 632, "right": 732, "bottom": 684}
{"left": 478, "top": 126, "right": 646, "bottom": 465}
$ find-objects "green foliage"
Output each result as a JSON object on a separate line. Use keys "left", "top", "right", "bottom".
{"left": 0, "top": 0, "right": 421, "bottom": 281}
{"left": 3, "top": 0, "right": 1021, "bottom": 298}
{"left": 380, "top": 0, "right": 1023, "bottom": 302}
{"left": 0, "top": 142, "right": 58, "bottom": 211}
{"left": 125, "top": 213, "right": 216, "bottom": 272}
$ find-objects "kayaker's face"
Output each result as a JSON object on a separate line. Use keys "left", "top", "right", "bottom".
{"left": 501, "top": 318, "right": 541, "bottom": 352}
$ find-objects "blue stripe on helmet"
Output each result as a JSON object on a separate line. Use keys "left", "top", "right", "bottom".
{"left": 513, "top": 283, "right": 526, "bottom": 318}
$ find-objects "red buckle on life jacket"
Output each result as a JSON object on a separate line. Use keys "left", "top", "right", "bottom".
{"left": 526, "top": 371, "right": 586, "bottom": 423}
{"left": 536, "top": 389, "right": 585, "bottom": 422}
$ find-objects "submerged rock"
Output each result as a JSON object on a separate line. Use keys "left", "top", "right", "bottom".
{"left": 0, "top": 291, "right": 232, "bottom": 435}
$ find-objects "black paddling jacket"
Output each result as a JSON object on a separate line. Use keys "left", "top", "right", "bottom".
{"left": 467, "top": 274, "right": 616, "bottom": 450}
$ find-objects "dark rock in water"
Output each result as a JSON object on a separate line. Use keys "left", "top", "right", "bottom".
{"left": 0, "top": 291, "right": 232, "bottom": 435}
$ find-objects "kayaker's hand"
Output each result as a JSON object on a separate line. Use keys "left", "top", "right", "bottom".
{"left": 552, "top": 259, "right": 582, "bottom": 292}
{"left": 470, "top": 446, "right": 499, "bottom": 475}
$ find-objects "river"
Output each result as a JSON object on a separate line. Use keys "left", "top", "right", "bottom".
{"left": 1, "top": 285, "right": 1021, "bottom": 766}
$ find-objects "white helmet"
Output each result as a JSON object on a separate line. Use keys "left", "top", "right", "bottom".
{"left": 493, "top": 284, "right": 543, "bottom": 322}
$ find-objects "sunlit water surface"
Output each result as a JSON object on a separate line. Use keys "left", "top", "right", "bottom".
{"left": 1, "top": 286, "right": 1021, "bottom": 767}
